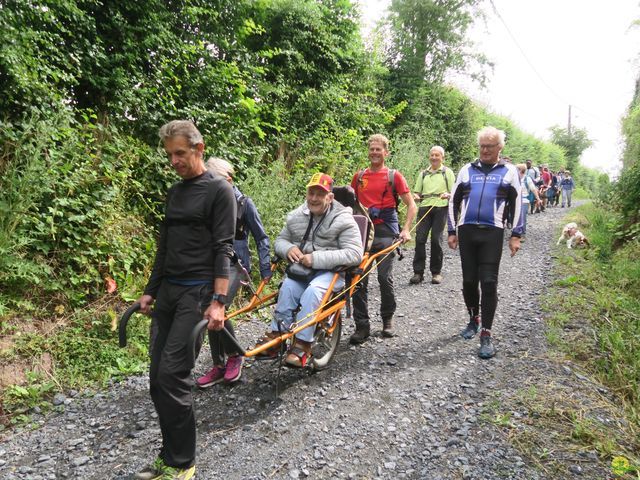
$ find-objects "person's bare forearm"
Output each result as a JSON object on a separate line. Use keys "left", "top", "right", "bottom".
{"left": 213, "top": 277, "right": 229, "bottom": 296}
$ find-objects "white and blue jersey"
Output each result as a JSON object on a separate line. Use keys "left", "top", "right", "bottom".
{"left": 447, "top": 160, "right": 523, "bottom": 237}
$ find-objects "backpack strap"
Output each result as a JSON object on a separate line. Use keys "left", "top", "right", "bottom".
{"left": 419, "top": 167, "right": 450, "bottom": 194}
{"left": 441, "top": 166, "right": 450, "bottom": 192}
{"left": 235, "top": 193, "right": 248, "bottom": 239}
{"left": 387, "top": 168, "right": 399, "bottom": 208}
{"left": 357, "top": 168, "right": 399, "bottom": 208}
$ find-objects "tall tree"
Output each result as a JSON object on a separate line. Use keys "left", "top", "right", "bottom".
{"left": 621, "top": 76, "right": 640, "bottom": 170}
{"left": 383, "top": 0, "right": 487, "bottom": 96}
{"left": 549, "top": 125, "right": 593, "bottom": 173}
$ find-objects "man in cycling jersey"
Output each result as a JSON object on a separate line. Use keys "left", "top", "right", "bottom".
{"left": 447, "top": 126, "right": 522, "bottom": 359}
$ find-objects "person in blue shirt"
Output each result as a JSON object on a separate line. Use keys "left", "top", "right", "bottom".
{"left": 560, "top": 170, "right": 575, "bottom": 207}
{"left": 447, "top": 126, "right": 522, "bottom": 359}
{"left": 196, "top": 158, "right": 272, "bottom": 387}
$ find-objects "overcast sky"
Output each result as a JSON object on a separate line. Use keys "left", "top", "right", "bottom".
{"left": 357, "top": 0, "right": 640, "bottom": 176}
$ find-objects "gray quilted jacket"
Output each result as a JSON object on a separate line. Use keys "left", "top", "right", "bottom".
{"left": 275, "top": 201, "right": 363, "bottom": 270}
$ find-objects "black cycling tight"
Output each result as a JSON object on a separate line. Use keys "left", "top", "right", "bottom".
{"left": 458, "top": 225, "right": 504, "bottom": 331}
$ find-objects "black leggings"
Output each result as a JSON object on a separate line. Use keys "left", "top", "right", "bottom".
{"left": 207, "top": 264, "right": 243, "bottom": 365}
{"left": 458, "top": 225, "right": 504, "bottom": 331}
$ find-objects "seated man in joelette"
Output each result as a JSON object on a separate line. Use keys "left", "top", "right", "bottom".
{"left": 257, "top": 173, "right": 363, "bottom": 367}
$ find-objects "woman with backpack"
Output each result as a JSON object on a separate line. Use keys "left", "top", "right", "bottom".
{"left": 196, "top": 158, "right": 272, "bottom": 387}
{"left": 409, "top": 145, "right": 456, "bottom": 285}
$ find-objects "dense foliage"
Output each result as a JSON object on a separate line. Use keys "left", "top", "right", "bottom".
{"left": 621, "top": 78, "right": 640, "bottom": 170}
{"left": 615, "top": 74, "right": 640, "bottom": 242}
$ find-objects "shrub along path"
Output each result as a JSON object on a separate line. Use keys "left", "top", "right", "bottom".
{"left": 0, "top": 204, "right": 621, "bottom": 479}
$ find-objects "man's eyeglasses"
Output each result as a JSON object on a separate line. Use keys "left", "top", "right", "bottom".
{"left": 479, "top": 143, "right": 499, "bottom": 150}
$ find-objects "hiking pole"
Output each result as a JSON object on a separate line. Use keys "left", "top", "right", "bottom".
{"left": 119, "top": 303, "right": 141, "bottom": 347}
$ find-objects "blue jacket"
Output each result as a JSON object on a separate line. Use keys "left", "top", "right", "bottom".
{"left": 232, "top": 186, "right": 272, "bottom": 279}
{"left": 448, "top": 160, "right": 523, "bottom": 237}
{"left": 560, "top": 177, "right": 574, "bottom": 190}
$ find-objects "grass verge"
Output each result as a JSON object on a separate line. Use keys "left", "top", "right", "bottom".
{"left": 0, "top": 300, "right": 149, "bottom": 431}
{"left": 482, "top": 202, "right": 640, "bottom": 479}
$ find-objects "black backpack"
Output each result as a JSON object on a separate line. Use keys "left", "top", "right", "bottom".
{"left": 235, "top": 194, "right": 248, "bottom": 240}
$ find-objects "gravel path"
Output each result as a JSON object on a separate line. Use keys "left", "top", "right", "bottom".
{"left": 0, "top": 204, "right": 613, "bottom": 479}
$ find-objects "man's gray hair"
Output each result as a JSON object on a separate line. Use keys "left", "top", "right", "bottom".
{"left": 158, "top": 120, "right": 203, "bottom": 147}
{"left": 477, "top": 126, "right": 506, "bottom": 148}
{"left": 206, "top": 157, "right": 234, "bottom": 178}
{"left": 430, "top": 145, "right": 445, "bottom": 157}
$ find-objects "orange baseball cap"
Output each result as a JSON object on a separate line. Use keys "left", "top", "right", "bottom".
{"left": 306, "top": 172, "right": 334, "bottom": 192}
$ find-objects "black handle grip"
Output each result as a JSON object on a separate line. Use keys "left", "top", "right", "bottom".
{"left": 119, "top": 303, "right": 141, "bottom": 347}
{"left": 189, "top": 320, "right": 246, "bottom": 365}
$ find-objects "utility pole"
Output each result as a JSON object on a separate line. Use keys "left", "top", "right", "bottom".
{"left": 568, "top": 104, "right": 572, "bottom": 136}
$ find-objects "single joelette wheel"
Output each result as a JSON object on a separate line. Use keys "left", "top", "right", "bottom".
{"left": 310, "top": 310, "right": 342, "bottom": 371}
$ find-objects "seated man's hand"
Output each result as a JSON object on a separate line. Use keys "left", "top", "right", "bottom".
{"left": 287, "top": 246, "right": 304, "bottom": 263}
{"left": 299, "top": 253, "right": 313, "bottom": 268}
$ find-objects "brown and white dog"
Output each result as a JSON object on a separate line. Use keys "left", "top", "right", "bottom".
{"left": 557, "top": 222, "right": 589, "bottom": 249}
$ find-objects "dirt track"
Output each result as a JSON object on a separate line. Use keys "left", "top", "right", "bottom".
{"left": 0, "top": 203, "right": 614, "bottom": 479}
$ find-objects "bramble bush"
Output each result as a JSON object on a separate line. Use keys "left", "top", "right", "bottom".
{"left": 0, "top": 109, "right": 171, "bottom": 312}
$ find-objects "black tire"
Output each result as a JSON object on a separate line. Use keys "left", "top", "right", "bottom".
{"left": 311, "top": 310, "right": 342, "bottom": 371}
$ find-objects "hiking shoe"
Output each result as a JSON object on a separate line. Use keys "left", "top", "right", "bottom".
{"left": 431, "top": 274, "right": 443, "bottom": 284}
{"left": 409, "top": 273, "right": 423, "bottom": 284}
{"left": 478, "top": 335, "right": 497, "bottom": 359}
{"left": 196, "top": 365, "right": 225, "bottom": 389}
{"left": 460, "top": 316, "right": 480, "bottom": 340}
{"left": 224, "top": 355, "right": 243, "bottom": 383}
{"left": 135, "top": 459, "right": 195, "bottom": 480}
{"left": 382, "top": 318, "right": 394, "bottom": 338}
{"left": 349, "top": 324, "right": 370, "bottom": 344}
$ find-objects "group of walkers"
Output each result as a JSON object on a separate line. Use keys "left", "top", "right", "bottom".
{"left": 524, "top": 159, "right": 576, "bottom": 212}
{"left": 132, "top": 120, "right": 567, "bottom": 479}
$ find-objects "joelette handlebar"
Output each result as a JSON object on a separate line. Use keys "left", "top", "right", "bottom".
{"left": 119, "top": 302, "right": 141, "bottom": 347}
{"left": 119, "top": 303, "right": 245, "bottom": 368}
{"left": 189, "top": 320, "right": 246, "bottom": 366}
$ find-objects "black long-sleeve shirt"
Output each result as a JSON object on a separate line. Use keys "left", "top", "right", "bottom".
{"left": 144, "top": 171, "right": 236, "bottom": 297}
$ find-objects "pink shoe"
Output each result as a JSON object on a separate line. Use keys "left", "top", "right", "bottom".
{"left": 196, "top": 366, "right": 225, "bottom": 388}
{"left": 224, "top": 355, "right": 244, "bottom": 383}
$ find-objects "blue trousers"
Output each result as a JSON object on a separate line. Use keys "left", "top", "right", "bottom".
{"left": 271, "top": 271, "right": 344, "bottom": 342}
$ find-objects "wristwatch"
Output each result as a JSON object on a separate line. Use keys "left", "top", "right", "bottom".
{"left": 211, "top": 293, "right": 228, "bottom": 305}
